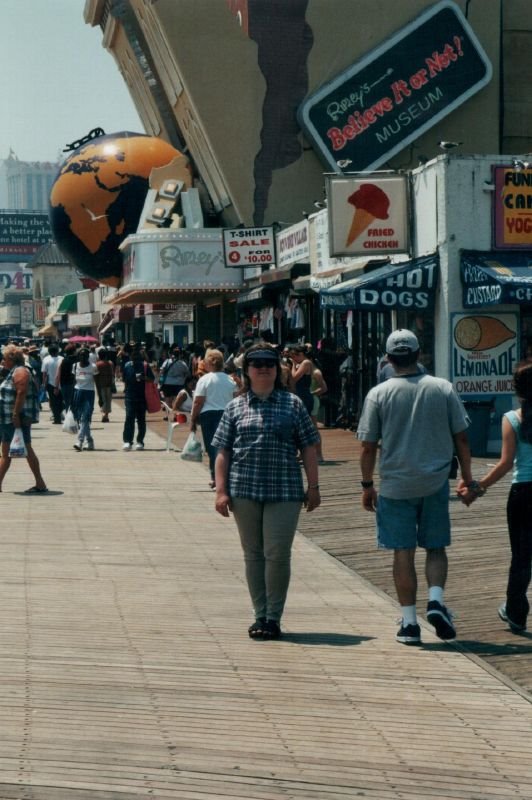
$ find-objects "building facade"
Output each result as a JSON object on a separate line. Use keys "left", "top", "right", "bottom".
{"left": 0, "top": 154, "right": 59, "bottom": 212}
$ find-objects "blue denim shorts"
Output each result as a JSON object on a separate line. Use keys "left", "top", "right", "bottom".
{"left": 0, "top": 423, "right": 32, "bottom": 446}
{"left": 376, "top": 482, "right": 451, "bottom": 550}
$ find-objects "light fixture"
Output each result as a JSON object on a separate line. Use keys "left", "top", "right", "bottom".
{"left": 147, "top": 205, "right": 170, "bottom": 224}
{"left": 159, "top": 179, "right": 184, "bottom": 199}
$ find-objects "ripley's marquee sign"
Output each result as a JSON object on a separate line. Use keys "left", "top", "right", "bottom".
{"left": 298, "top": 1, "right": 492, "bottom": 173}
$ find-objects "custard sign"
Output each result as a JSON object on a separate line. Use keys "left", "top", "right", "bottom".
{"left": 298, "top": 0, "right": 492, "bottom": 173}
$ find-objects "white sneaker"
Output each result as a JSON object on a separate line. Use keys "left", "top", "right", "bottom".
{"left": 134, "top": 443, "right": 144, "bottom": 450}
{"left": 122, "top": 442, "right": 132, "bottom": 451}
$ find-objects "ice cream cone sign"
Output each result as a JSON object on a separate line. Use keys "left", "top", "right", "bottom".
{"left": 345, "top": 184, "right": 390, "bottom": 247}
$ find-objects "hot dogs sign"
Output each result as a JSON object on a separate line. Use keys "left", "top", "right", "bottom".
{"left": 326, "top": 173, "right": 409, "bottom": 257}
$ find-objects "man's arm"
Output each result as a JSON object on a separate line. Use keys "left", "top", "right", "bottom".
{"left": 453, "top": 429, "right": 473, "bottom": 487}
{"left": 360, "top": 440, "right": 378, "bottom": 512}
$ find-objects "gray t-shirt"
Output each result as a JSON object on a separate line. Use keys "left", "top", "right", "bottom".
{"left": 357, "top": 374, "right": 469, "bottom": 499}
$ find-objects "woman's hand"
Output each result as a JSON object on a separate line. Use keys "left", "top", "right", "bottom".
{"left": 304, "top": 486, "right": 321, "bottom": 512}
{"left": 215, "top": 491, "right": 232, "bottom": 517}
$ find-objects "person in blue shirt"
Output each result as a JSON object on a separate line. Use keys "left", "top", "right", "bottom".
{"left": 122, "top": 345, "right": 155, "bottom": 451}
{"left": 459, "top": 361, "right": 532, "bottom": 632}
{"left": 212, "top": 343, "right": 320, "bottom": 640}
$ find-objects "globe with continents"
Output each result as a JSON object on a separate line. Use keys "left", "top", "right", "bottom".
{"left": 49, "top": 132, "right": 182, "bottom": 286}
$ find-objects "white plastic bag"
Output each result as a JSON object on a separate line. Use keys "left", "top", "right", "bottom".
{"left": 9, "top": 427, "right": 27, "bottom": 458}
{"left": 180, "top": 431, "right": 203, "bottom": 462}
{"left": 62, "top": 408, "right": 78, "bottom": 434}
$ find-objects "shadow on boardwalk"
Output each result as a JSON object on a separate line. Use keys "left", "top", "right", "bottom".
{"left": 147, "top": 410, "right": 531, "bottom": 697}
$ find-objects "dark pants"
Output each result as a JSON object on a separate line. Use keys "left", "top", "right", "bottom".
{"left": 46, "top": 383, "right": 63, "bottom": 423}
{"left": 199, "top": 409, "right": 224, "bottom": 480}
{"left": 123, "top": 398, "right": 147, "bottom": 445}
{"left": 506, "top": 482, "right": 532, "bottom": 626}
{"left": 61, "top": 383, "right": 74, "bottom": 412}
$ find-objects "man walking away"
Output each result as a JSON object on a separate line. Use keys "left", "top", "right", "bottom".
{"left": 357, "top": 330, "right": 473, "bottom": 645}
{"left": 41, "top": 344, "right": 63, "bottom": 423}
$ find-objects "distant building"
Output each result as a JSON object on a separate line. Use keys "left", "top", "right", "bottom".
{"left": 0, "top": 152, "right": 59, "bottom": 212}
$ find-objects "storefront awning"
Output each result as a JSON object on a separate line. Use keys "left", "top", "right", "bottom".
{"left": 57, "top": 293, "right": 78, "bottom": 314}
{"left": 320, "top": 253, "right": 439, "bottom": 311}
{"left": 36, "top": 323, "right": 58, "bottom": 338}
{"left": 259, "top": 262, "right": 309, "bottom": 289}
{"left": 236, "top": 286, "right": 265, "bottom": 305}
{"left": 461, "top": 251, "right": 532, "bottom": 308}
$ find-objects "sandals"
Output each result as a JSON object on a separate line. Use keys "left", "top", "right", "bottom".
{"left": 262, "top": 620, "right": 281, "bottom": 640}
{"left": 248, "top": 618, "right": 281, "bottom": 640}
{"left": 24, "top": 486, "right": 48, "bottom": 494}
{"left": 248, "top": 618, "right": 267, "bottom": 639}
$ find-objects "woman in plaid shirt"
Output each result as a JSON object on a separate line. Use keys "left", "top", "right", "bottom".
{"left": 212, "top": 343, "right": 320, "bottom": 640}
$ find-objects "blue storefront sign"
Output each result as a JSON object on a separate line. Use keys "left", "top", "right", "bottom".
{"left": 461, "top": 250, "right": 532, "bottom": 307}
{"left": 320, "top": 253, "right": 438, "bottom": 311}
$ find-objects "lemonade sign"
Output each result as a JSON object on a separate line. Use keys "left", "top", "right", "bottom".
{"left": 451, "top": 312, "right": 518, "bottom": 395}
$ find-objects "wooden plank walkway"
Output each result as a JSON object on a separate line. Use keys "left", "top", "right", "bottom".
{"left": 0, "top": 401, "right": 528, "bottom": 799}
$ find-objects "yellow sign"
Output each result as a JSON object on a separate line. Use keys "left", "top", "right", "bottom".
{"left": 494, "top": 166, "right": 532, "bottom": 248}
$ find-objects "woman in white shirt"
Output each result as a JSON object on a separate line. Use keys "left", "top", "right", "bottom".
{"left": 72, "top": 349, "right": 99, "bottom": 451}
{"left": 190, "top": 350, "right": 236, "bottom": 488}
{"left": 172, "top": 375, "right": 196, "bottom": 418}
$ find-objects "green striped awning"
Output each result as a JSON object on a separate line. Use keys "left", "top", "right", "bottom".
{"left": 57, "top": 293, "right": 78, "bottom": 313}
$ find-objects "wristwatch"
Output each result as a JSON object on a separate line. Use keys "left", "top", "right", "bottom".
{"left": 361, "top": 480, "right": 374, "bottom": 489}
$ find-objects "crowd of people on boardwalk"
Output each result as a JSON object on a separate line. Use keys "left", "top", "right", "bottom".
{"left": 0, "top": 331, "right": 530, "bottom": 646}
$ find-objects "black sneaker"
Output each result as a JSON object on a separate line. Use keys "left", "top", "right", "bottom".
{"left": 396, "top": 622, "right": 421, "bottom": 644}
{"left": 498, "top": 604, "right": 526, "bottom": 632}
{"left": 427, "top": 600, "right": 456, "bottom": 640}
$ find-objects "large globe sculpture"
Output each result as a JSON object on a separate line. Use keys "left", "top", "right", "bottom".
{"left": 49, "top": 131, "right": 182, "bottom": 286}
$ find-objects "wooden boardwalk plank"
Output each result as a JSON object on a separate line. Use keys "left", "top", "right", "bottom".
{"left": 0, "top": 404, "right": 527, "bottom": 798}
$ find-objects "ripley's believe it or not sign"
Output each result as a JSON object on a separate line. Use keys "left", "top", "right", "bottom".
{"left": 298, "top": 1, "right": 492, "bottom": 173}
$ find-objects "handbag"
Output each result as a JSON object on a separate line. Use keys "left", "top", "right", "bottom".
{"left": 180, "top": 431, "right": 203, "bottom": 462}
{"left": 62, "top": 408, "right": 79, "bottom": 434}
{"left": 145, "top": 380, "right": 161, "bottom": 413}
{"left": 9, "top": 427, "right": 27, "bottom": 458}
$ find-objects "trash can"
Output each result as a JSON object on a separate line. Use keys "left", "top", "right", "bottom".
{"left": 463, "top": 400, "right": 493, "bottom": 457}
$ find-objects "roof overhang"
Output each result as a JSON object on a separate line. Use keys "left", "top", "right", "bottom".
{"left": 320, "top": 253, "right": 439, "bottom": 311}
{"left": 461, "top": 250, "right": 532, "bottom": 307}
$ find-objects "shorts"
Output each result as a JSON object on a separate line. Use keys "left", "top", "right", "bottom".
{"left": 0, "top": 423, "right": 32, "bottom": 446}
{"left": 376, "top": 482, "right": 451, "bottom": 550}
{"left": 161, "top": 384, "right": 183, "bottom": 398}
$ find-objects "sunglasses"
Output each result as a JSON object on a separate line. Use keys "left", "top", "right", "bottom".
{"left": 247, "top": 359, "right": 277, "bottom": 369}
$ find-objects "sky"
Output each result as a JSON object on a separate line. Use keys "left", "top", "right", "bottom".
{"left": 0, "top": 0, "right": 143, "bottom": 164}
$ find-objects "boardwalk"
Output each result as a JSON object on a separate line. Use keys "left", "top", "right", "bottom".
{"left": 0, "top": 404, "right": 529, "bottom": 799}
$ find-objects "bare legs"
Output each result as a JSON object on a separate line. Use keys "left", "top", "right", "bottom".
{"left": 0, "top": 441, "right": 47, "bottom": 492}
{"left": 393, "top": 546, "right": 448, "bottom": 605}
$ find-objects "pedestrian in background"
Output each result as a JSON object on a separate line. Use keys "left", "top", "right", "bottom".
{"left": 122, "top": 345, "right": 154, "bottom": 451}
{"left": 0, "top": 345, "right": 47, "bottom": 493}
{"left": 57, "top": 343, "right": 77, "bottom": 412}
{"left": 213, "top": 343, "right": 320, "bottom": 640}
{"left": 190, "top": 349, "right": 237, "bottom": 488}
{"left": 159, "top": 346, "right": 189, "bottom": 407}
{"left": 357, "top": 329, "right": 473, "bottom": 645}
{"left": 72, "top": 349, "right": 98, "bottom": 452}
{"left": 288, "top": 344, "right": 314, "bottom": 416}
{"left": 459, "top": 361, "right": 532, "bottom": 632}
{"left": 95, "top": 349, "right": 114, "bottom": 423}
{"left": 41, "top": 343, "right": 63, "bottom": 424}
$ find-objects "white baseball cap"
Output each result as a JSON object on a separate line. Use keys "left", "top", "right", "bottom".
{"left": 386, "top": 329, "right": 420, "bottom": 355}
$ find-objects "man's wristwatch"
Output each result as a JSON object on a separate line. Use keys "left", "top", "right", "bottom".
{"left": 361, "top": 480, "right": 374, "bottom": 489}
